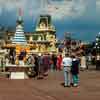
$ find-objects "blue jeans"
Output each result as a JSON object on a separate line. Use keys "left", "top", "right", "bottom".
{"left": 63, "top": 67, "right": 71, "bottom": 86}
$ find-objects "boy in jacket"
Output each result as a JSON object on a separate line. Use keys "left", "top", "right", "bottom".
{"left": 71, "top": 54, "right": 80, "bottom": 87}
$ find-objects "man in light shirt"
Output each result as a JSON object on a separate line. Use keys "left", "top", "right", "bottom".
{"left": 62, "top": 53, "right": 72, "bottom": 87}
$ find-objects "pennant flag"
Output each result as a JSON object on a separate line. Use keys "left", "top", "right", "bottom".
{"left": 18, "top": 7, "right": 23, "bottom": 16}
{"left": 29, "top": 9, "right": 33, "bottom": 17}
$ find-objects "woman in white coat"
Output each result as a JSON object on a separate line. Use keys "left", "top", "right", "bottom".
{"left": 80, "top": 53, "right": 87, "bottom": 71}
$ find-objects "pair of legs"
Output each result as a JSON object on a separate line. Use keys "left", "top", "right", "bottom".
{"left": 64, "top": 70, "right": 71, "bottom": 86}
{"left": 57, "top": 65, "right": 62, "bottom": 71}
{"left": 80, "top": 66, "right": 86, "bottom": 71}
{"left": 72, "top": 74, "right": 79, "bottom": 86}
{"left": 50, "top": 64, "right": 54, "bottom": 72}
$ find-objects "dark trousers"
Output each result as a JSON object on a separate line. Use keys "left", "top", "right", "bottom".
{"left": 96, "top": 60, "right": 100, "bottom": 70}
{"left": 34, "top": 66, "right": 39, "bottom": 76}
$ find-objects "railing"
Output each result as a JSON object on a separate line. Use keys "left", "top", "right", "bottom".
{"left": 36, "top": 27, "right": 56, "bottom": 32}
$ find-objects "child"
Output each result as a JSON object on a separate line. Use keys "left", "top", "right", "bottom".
{"left": 71, "top": 54, "right": 80, "bottom": 87}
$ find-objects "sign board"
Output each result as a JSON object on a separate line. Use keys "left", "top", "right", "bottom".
{"left": 10, "top": 72, "right": 28, "bottom": 79}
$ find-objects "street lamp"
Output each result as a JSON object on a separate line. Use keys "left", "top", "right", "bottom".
{"left": 95, "top": 33, "right": 100, "bottom": 54}
{"left": 95, "top": 32, "right": 100, "bottom": 70}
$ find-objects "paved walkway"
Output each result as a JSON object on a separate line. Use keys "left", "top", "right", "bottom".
{"left": 0, "top": 69, "right": 100, "bottom": 100}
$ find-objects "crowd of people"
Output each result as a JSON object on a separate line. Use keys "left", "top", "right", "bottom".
{"left": 16, "top": 51, "right": 82, "bottom": 87}
{"left": 26, "top": 53, "right": 63, "bottom": 78}
{"left": 0, "top": 48, "right": 100, "bottom": 88}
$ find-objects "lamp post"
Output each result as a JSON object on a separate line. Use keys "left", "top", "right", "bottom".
{"left": 95, "top": 32, "right": 100, "bottom": 70}
{"left": 95, "top": 33, "right": 100, "bottom": 54}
